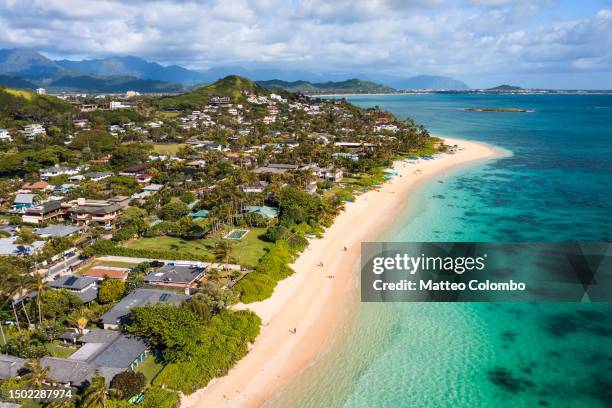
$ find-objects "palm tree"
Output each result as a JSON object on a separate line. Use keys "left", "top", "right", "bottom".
{"left": 68, "top": 308, "right": 90, "bottom": 334}
{"left": 23, "top": 273, "right": 46, "bottom": 326}
{"left": 80, "top": 374, "right": 121, "bottom": 408}
{"left": 23, "top": 359, "right": 53, "bottom": 388}
{"left": 214, "top": 240, "right": 233, "bottom": 264}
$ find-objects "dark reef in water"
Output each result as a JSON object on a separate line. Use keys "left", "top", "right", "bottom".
{"left": 487, "top": 367, "right": 535, "bottom": 393}
{"left": 546, "top": 308, "right": 612, "bottom": 338}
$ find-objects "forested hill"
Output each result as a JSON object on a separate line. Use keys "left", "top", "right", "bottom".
{"left": 158, "top": 75, "right": 268, "bottom": 109}
{"left": 257, "top": 78, "right": 395, "bottom": 94}
{"left": 0, "top": 86, "right": 74, "bottom": 125}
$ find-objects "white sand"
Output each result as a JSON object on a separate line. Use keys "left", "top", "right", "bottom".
{"left": 181, "top": 138, "right": 502, "bottom": 408}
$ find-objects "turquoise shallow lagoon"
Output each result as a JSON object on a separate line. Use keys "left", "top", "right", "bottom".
{"left": 270, "top": 94, "right": 612, "bottom": 408}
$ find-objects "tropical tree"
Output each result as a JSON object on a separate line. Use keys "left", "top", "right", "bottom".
{"left": 110, "top": 371, "right": 146, "bottom": 399}
{"left": 80, "top": 374, "right": 121, "bottom": 408}
{"left": 23, "top": 273, "right": 46, "bottom": 326}
{"left": 214, "top": 240, "right": 233, "bottom": 264}
{"left": 23, "top": 359, "right": 53, "bottom": 388}
{"left": 68, "top": 307, "right": 91, "bottom": 334}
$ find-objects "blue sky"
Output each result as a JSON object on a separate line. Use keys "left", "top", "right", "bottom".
{"left": 0, "top": 0, "right": 611, "bottom": 88}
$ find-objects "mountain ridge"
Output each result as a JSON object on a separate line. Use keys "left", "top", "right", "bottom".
{"left": 0, "top": 48, "right": 471, "bottom": 92}
{"left": 257, "top": 78, "right": 395, "bottom": 94}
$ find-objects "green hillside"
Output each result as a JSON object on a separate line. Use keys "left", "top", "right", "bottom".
{"left": 49, "top": 74, "right": 185, "bottom": 93}
{"left": 0, "top": 85, "right": 75, "bottom": 124}
{"left": 158, "top": 75, "right": 266, "bottom": 109}
{"left": 487, "top": 84, "right": 523, "bottom": 91}
{"left": 258, "top": 78, "right": 395, "bottom": 94}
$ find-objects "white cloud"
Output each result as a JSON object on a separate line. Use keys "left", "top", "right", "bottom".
{"left": 0, "top": 0, "right": 609, "bottom": 83}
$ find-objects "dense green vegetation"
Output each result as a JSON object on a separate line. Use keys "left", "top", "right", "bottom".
{"left": 258, "top": 78, "right": 395, "bottom": 94}
{"left": 0, "top": 85, "right": 74, "bottom": 126}
{"left": 49, "top": 74, "right": 186, "bottom": 93}
{"left": 158, "top": 75, "right": 266, "bottom": 109}
{"left": 125, "top": 297, "right": 260, "bottom": 394}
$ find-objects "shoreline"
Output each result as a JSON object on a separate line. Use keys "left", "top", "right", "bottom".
{"left": 181, "top": 137, "right": 503, "bottom": 408}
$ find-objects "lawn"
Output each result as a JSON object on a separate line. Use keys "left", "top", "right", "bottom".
{"left": 46, "top": 341, "right": 75, "bottom": 358}
{"left": 152, "top": 143, "right": 184, "bottom": 155}
{"left": 156, "top": 111, "right": 181, "bottom": 119}
{"left": 126, "top": 227, "right": 272, "bottom": 267}
{"left": 136, "top": 355, "right": 164, "bottom": 384}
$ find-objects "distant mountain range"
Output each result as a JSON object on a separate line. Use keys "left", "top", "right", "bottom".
{"left": 257, "top": 79, "right": 395, "bottom": 94}
{"left": 0, "top": 48, "right": 472, "bottom": 92}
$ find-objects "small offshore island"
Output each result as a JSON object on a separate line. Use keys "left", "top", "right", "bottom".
{"left": 464, "top": 107, "right": 531, "bottom": 113}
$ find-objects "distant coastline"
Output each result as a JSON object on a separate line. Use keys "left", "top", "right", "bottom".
{"left": 314, "top": 89, "right": 612, "bottom": 97}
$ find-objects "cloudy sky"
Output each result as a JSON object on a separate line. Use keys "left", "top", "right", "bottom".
{"left": 1, "top": 0, "right": 611, "bottom": 88}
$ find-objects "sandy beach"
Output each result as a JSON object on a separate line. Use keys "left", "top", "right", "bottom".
{"left": 181, "top": 137, "right": 502, "bottom": 408}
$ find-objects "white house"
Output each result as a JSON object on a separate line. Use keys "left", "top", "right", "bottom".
{"left": 20, "top": 124, "right": 46, "bottom": 139}
{"left": 0, "top": 128, "right": 11, "bottom": 142}
{"left": 40, "top": 165, "right": 80, "bottom": 180}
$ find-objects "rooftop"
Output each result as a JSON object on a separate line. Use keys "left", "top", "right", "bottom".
{"left": 144, "top": 264, "right": 206, "bottom": 285}
{"left": 0, "top": 354, "right": 26, "bottom": 380}
{"left": 101, "top": 288, "right": 189, "bottom": 326}
{"left": 245, "top": 205, "right": 279, "bottom": 219}
{"left": 48, "top": 275, "right": 98, "bottom": 291}
{"left": 84, "top": 266, "right": 129, "bottom": 280}
{"left": 33, "top": 224, "right": 82, "bottom": 238}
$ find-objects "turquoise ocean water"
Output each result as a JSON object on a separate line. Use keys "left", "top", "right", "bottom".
{"left": 270, "top": 94, "right": 612, "bottom": 408}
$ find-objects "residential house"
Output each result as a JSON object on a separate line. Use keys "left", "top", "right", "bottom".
{"left": 54, "top": 183, "right": 76, "bottom": 194}
{"left": 101, "top": 288, "right": 189, "bottom": 330}
{"left": 144, "top": 264, "right": 206, "bottom": 293}
{"left": 186, "top": 159, "right": 207, "bottom": 169}
{"left": 40, "top": 330, "right": 148, "bottom": 386}
{"left": 63, "top": 197, "right": 130, "bottom": 227}
{"left": 84, "top": 266, "right": 129, "bottom": 280}
{"left": 20, "top": 123, "right": 46, "bottom": 139}
{"left": 119, "top": 163, "right": 151, "bottom": 177}
{"left": 40, "top": 165, "right": 80, "bottom": 180}
{"left": 82, "top": 172, "right": 112, "bottom": 182}
{"left": 48, "top": 275, "right": 98, "bottom": 303}
{"left": 312, "top": 166, "right": 343, "bottom": 182}
{"left": 73, "top": 119, "right": 91, "bottom": 130}
{"left": 244, "top": 205, "right": 279, "bottom": 219}
{"left": 279, "top": 140, "right": 299, "bottom": 149}
{"left": 21, "top": 181, "right": 51, "bottom": 193}
{"left": 90, "top": 154, "right": 112, "bottom": 165}
{"left": 11, "top": 193, "right": 37, "bottom": 213}
{"left": 189, "top": 209, "right": 209, "bottom": 219}
{"left": 0, "top": 128, "right": 12, "bottom": 142}
{"left": 135, "top": 173, "right": 153, "bottom": 184}
{"left": 22, "top": 200, "right": 65, "bottom": 224}
{"left": 33, "top": 225, "right": 83, "bottom": 238}
{"left": 210, "top": 96, "right": 230, "bottom": 105}
{"left": 240, "top": 181, "right": 268, "bottom": 193}
{"left": 0, "top": 236, "right": 45, "bottom": 256}
{"left": 143, "top": 184, "right": 163, "bottom": 194}
{"left": 253, "top": 163, "right": 299, "bottom": 176}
